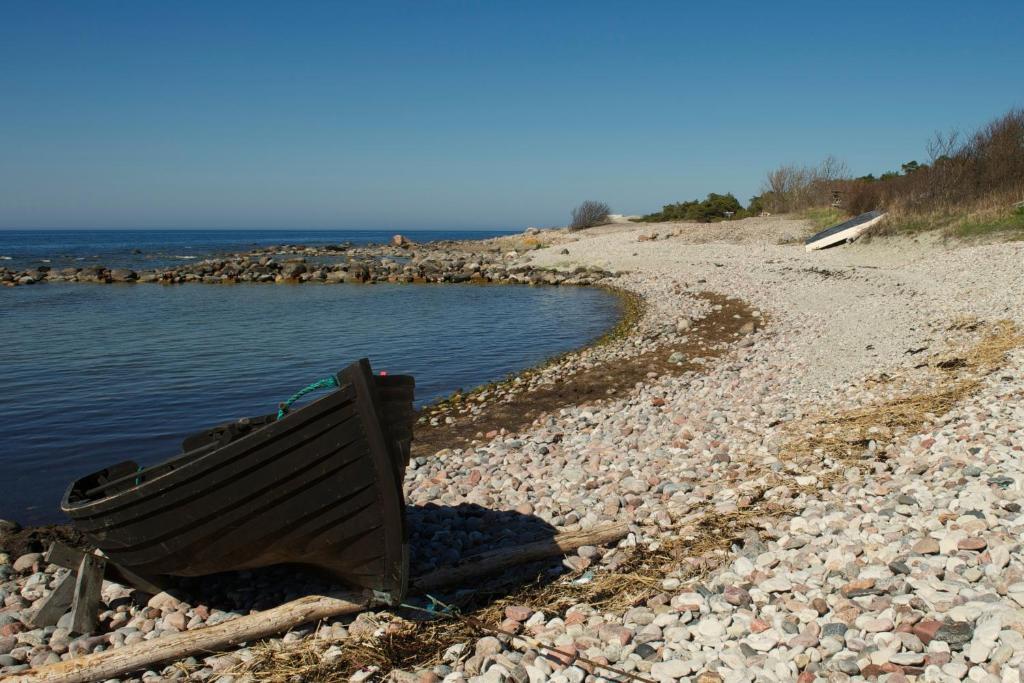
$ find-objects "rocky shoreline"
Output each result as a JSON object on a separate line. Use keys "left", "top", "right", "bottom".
{"left": 3, "top": 216, "right": 1024, "bottom": 682}
{"left": 0, "top": 235, "right": 614, "bottom": 288}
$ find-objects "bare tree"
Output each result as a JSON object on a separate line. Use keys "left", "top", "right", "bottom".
{"left": 570, "top": 201, "right": 611, "bottom": 230}
{"left": 817, "top": 155, "right": 849, "bottom": 182}
{"left": 761, "top": 156, "right": 851, "bottom": 213}
{"left": 926, "top": 129, "right": 960, "bottom": 163}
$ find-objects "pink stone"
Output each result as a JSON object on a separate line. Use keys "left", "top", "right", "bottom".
{"left": 750, "top": 618, "right": 771, "bottom": 633}
{"left": 505, "top": 605, "right": 533, "bottom": 622}
{"left": 500, "top": 618, "right": 522, "bottom": 633}
{"left": 564, "top": 611, "right": 586, "bottom": 626}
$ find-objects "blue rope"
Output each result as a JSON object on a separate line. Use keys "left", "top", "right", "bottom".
{"left": 277, "top": 375, "right": 339, "bottom": 419}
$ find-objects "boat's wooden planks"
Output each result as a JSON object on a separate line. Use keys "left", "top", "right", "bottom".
{"left": 93, "top": 443, "right": 375, "bottom": 572}
{"left": 68, "top": 396, "right": 360, "bottom": 524}
{"left": 62, "top": 359, "right": 415, "bottom": 600}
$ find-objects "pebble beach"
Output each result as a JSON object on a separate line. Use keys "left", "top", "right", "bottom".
{"left": 2, "top": 216, "right": 1024, "bottom": 682}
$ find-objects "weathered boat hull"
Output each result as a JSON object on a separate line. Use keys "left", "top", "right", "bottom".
{"left": 805, "top": 210, "right": 886, "bottom": 251}
{"left": 62, "top": 359, "right": 414, "bottom": 603}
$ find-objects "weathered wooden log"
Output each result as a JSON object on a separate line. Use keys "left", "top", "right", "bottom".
{"left": 3, "top": 592, "right": 371, "bottom": 683}
{"left": 413, "top": 521, "right": 629, "bottom": 591}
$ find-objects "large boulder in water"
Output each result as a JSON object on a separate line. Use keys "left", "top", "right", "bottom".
{"left": 281, "top": 262, "right": 307, "bottom": 279}
{"left": 79, "top": 266, "right": 107, "bottom": 282}
{"left": 0, "top": 519, "right": 21, "bottom": 540}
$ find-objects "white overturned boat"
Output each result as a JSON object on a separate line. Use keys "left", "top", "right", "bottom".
{"left": 805, "top": 210, "right": 886, "bottom": 251}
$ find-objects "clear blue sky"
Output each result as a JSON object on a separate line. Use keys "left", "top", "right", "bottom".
{"left": 2, "top": 1, "right": 1021, "bottom": 230}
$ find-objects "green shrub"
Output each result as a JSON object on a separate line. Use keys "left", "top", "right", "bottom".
{"left": 637, "top": 192, "right": 745, "bottom": 222}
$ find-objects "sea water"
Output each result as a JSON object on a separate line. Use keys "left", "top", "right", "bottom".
{"left": 1, "top": 261, "right": 620, "bottom": 523}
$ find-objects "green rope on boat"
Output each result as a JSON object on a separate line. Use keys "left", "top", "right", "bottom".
{"left": 277, "top": 375, "right": 339, "bottom": 420}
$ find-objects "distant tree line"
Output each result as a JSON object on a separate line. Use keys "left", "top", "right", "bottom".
{"left": 634, "top": 192, "right": 761, "bottom": 223}
{"left": 575, "top": 107, "right": 1024, "bottom": 236}
{"left": 761, "top": 108, "right": 1024, "bottom": 221}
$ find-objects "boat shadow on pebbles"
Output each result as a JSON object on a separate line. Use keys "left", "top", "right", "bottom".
{"left": 144, "top": 504, "right": 561, "bottom": 615}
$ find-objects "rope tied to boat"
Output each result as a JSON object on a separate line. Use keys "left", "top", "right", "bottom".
{"left": 276, "top": 375, "right": 339, "bottom": 420}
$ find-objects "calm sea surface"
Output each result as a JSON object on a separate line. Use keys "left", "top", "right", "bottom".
{"left": 0, "top": 231, "right": 621, "bottom": 524}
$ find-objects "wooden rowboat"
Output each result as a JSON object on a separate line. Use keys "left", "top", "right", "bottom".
{"left": 61, "top": 359, "right": 415, "bottom": 604}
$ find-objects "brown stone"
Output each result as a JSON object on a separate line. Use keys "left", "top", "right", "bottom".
{"left": 913, "top": 619, "right": 943, "bottom": 645}
{"left": 697, "top": 673, "right": 724, "bottom": 683}
{"left": 723, "top": 585, "right": 751, "bottom": 607}
{"left": 861, "top": 663, "right": 903, "bottom": 677}
{"left": 0, "top": 622, "right": 24, "bottom": 637}
{"left": 958, "top": 538, "right": 987, "bottom": 551}
{"left": 840, "top": 579, "right": 878, "bottom": 598}
{"left": 912, "top": 538, "right": 940, "bottom": 555}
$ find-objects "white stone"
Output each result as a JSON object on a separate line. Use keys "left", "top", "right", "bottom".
{"left": 650, "top": 659, "right": 692, "bottom": 679}
{"left": 759, "top": 577, "right": 792, "bottom": 593}
{"left": 966, "top": 641, "right": 992, "bottom": 664}
{"left": 745, "top": 630, "right": 780, "bottom": 652}
{"left": 697, "top": 618, "right": 725, "bottom": 639}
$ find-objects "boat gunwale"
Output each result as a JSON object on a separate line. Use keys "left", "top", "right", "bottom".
{"left": 59, "top": 383, "right": 358, "bottom": 518}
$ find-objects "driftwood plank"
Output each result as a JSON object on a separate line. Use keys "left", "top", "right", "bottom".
{"left": 69, "top": 554, "right": 106, "bottom": 635}
{"left": 412, "top": 521, "right": 629, "bottom": 591}
{"left": 25, "top": 573, "right": 76, "bottom": 629}
{"left": 43, "top": 542, "right": 83, "bottom": 570}
{"left": 46, "top": 542, "right": 162, "bottom": 595}
{"left": 4, "top": 592, "right": 370, "bottom": 683}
